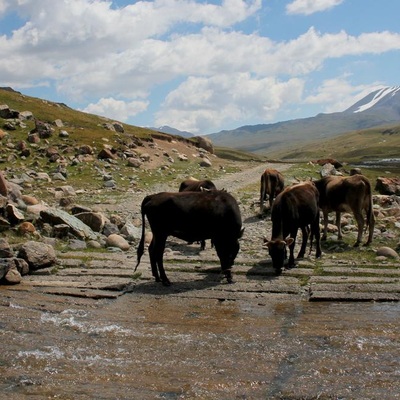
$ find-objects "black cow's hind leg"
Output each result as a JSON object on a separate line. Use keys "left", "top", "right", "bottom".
{"left": 148, "top": 239, "right": 161, "bottom": 282}
{"left": 153, "top": 235, "right": 171, "bottom": 286}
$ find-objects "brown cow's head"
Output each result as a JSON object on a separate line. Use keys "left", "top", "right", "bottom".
{"left": 263, "top": 237, "right": 294, "bottom": 274}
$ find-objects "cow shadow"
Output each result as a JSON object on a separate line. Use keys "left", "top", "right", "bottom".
{"left": 128, "top": 269, "right": 228, "bottom": 296}
{"left": 243, "top": 215, "right": 265, "bottom": 224}
{"left": 245, "top": 259, "right": 280, "bottom": 281}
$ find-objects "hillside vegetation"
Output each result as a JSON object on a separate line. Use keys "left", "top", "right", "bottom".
{"left": 268, "top": 124, "right": 400, "bottom": 163}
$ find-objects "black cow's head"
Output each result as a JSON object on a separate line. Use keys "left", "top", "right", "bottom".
{"left": 264, "top": 237, "right": 294, "bottom": 274}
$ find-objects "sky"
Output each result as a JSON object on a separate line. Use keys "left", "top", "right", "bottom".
{"left": 0, "top": 0, "right": 400, "bottom": 135}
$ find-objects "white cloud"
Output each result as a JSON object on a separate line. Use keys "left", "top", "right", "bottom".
{"left": 286, "top": 0, "right": 344, "bottom": 15}
{"left": 155, "top": 74, "right": 304, "bottom": 133}
{"left": 304, "top": 78, "right": 385, "bottom": 112}
{"left": 82, "top": 97, "right": 149, "bottom": 122}
{"left": 0, "top": 0, "right": 399, "bottom": 132}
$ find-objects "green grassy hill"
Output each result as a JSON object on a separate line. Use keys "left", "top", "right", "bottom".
{"left": 267, "top": 125, "right": 400, "bottom": 163}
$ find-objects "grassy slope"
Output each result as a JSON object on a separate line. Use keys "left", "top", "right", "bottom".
{"left": 264, "top": 125, "right": 400, "bottom": 163}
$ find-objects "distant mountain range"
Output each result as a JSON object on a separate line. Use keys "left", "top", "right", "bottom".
{"left": 149, "top": 125, "right": 194, "bottom": 138}
{"left": 207, "top": 86, "right": 400, "bottom": 155}
{"left": 159, "top": 86, "right": 400, "bottom": 155}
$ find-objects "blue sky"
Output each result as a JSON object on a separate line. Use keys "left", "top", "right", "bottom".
{"left": 1, "top": 0, "right": 399, "bottom": 134}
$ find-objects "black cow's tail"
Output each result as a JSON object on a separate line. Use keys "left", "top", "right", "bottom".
{"left": 134, "top": 199, "right": 147, "bottom": 272}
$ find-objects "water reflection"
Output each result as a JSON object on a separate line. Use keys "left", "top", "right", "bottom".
{"left": 1, "top": 293, "right": 399, "bottom": 399}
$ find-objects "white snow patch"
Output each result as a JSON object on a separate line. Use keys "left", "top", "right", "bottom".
{"left": 354, "top": 86, "right": 400, "bottom": 113}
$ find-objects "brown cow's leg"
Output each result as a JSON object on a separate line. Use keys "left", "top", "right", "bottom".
{"left": 312, "top": 217, "right": 322, "bottom": 258}
{"left": 353, "top": 211, "right": 364, "bottom": 247}
{"left": 321, "top": 210, "right": 329, "bottom": 241}
{"left": 288, "top": 231, "right": 297, "bottom": 267}
{"left": 336, "top": 211, "right": 342, "bottom": 240}
{"left": 297, "top": 226, "right": 309, "bottom": 259}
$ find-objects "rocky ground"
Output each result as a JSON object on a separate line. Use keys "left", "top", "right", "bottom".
{"left": 2, "top": 158, "right": 399, "bottom": 303}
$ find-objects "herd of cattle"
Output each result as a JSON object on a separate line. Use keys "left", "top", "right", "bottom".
{"left": 135, "top": 170, "right": 375, "bottom": 286}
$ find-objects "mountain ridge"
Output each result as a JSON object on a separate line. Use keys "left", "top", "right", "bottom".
{"left": 206, "top": 86, "right": 400, "bottom": 155}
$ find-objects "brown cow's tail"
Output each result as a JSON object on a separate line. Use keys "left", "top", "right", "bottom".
{"left": 364, "top": 178, "right": 375, "bottom": 244}
{"left": 260, "top": 173, "right": 266, "bottom": 201}
{"left": 134, "top": 199, "right": 147, "bottom": 272}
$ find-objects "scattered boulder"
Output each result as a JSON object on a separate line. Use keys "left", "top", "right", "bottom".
{"left": 74, "top": 212, "right": 106, "bottom": 232}
{"left": 376, "top": 246, "right": 399, "bottom": 259}
{"left": 98, "top": 148, "right": 117, "bottom": 160}
{"left": 40, "top": 208, "right": 97, "bottom": 240}
{"left": 199, "top": 158, "right": 212, "bottom": 168}
{"left": 0, "top": 260, "right": 21, "bottom": 284}
{"left": 106, "top": 233, "right": 130, "bottom": 251}
{"left": 193, "top": 136, "right": 214, "bottom": 154}
{"left": 17, "top": 241, "right": 57, "bottom": 271}
{"left": 320, "top": 163, "right": 342, "bottom": 177}
{"left": 0, "top": 171, "right": 8, "bottom": 197}
{"left": 0, "top": 238, "right": 13, "bottom": 258}
{"left": 18, "top": 221, "right": 36, "bottom": 235}
{"left": 375, "top": 177, "right": 400, "bottom": 195}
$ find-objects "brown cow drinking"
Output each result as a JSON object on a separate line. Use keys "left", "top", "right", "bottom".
{"left": 259, "top": 169, "right": 284, "bottom": 214}
{"left": 135, "top": 190, "right": 244, "bottom": 286}
{"left": 179, "top": 178, "right": 217, "bottom": 192}
{"left": 313, "top": 174, "right": 375, "bottom": 246}
{"left": 264, "top": 182, "right": 322, "bottom": 274}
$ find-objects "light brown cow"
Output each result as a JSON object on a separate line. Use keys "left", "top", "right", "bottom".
{"left": 313, "top": 175, "right": 375, "bottom": 246}
{"left": 259, "top": 169, "right": 284, "bottom": 214}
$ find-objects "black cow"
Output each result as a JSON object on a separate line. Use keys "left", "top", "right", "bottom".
{"left": 259, "top": 169, "right": 285, "bottom": 214}
{"left": 313, "top": 174, "right": 375, "bottom": 246}
{"left": 264, "top": 182, "right": 321, "bottom": 274}
{"left": 179, "top": 178, "right": 217, "bottom": 192}
{"left": 178, "top": 178, "right": 218, "bottom": 251}
{"left": 135, "top": 190, "right": 244, "bottom": 285}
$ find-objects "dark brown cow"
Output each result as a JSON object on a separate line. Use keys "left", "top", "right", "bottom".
{"left": 264, "top": 182, "right": 321, "bottom": 274}
{"left": 259, "top": 169, "right": 284, "bottom": 214}
{"left": 135, "top": 190, "right": 244, "bottom": 285}
{"left": 313, "top": 175, "right": 375, "bottom": 246}
{"left": 179, "top": 178, "right": 217, "bottom": 192}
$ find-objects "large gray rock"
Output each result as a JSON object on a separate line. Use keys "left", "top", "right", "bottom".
{"left": 74, "top": 212, "right": 106, "bottom": 232}
{"left": 17, "top": 241, "right": 57, "bottom": 271}
{"left": 120, "top": 221, "right": 141, "bottom": 241}
{"left": 40, "top": 208, "right": 97, "bottom": 240}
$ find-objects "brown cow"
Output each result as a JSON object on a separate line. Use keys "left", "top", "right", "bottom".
{"left": 135, "top": 190, "right": 244, "bottom": 285}
{"left": 179, "top": 178, "right": 217, "bottom": 192}
{"left": 313, "top": 175, "right": 375, "bottom": 246}
{"left": 259, "top": 169, "right": 284, "bottom": 214}
{"left": 264, "top": 182, "right": 321, "bottom": 274}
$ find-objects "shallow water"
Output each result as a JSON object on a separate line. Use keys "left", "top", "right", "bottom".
{"left": 1, "top": 291, "right": 400, "bottom": 399}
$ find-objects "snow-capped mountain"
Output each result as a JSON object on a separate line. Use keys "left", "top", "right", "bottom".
{"left": 345, "top": 86, "right": 400, "bottom": 115}
{"left": 208, "top": 86, "right": 400, "bottom": 154}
